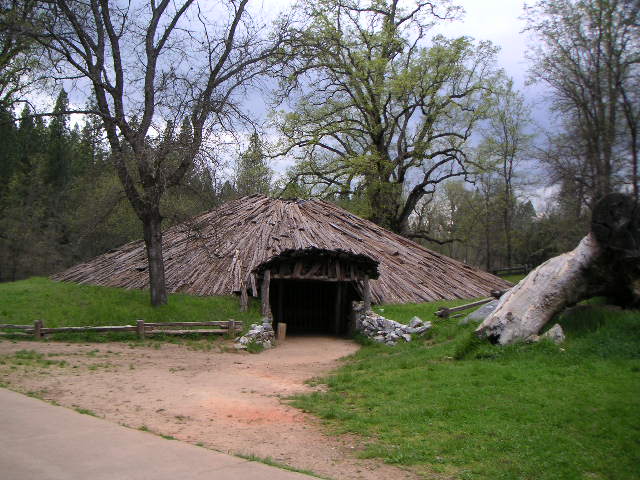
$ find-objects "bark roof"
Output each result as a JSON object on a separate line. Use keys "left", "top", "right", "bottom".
{"left": 52, "top": 195, "right": 511, "bottom": 303}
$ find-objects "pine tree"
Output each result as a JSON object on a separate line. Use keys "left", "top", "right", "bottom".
{"left": 235, "top": 133, "right": 272, "bottom": 197}
{"left": 46, "top": 89, "right": 71, "bottom": 188}
{"left": 0, "top": 105, "right": 17, "bottom": 196}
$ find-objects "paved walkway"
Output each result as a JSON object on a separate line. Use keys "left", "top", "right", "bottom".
{"left": 0, "top": 388, "right": 316, "bottom": 480}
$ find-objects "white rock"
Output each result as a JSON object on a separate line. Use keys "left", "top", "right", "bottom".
{"left": 409, "top": 316, "right": 423, "bottom": 328}
{"left": 413, "top": 322, "right": 432, "bottom": 334}
{"left": 541, "top": 324, "right": 565, "bottom": 344}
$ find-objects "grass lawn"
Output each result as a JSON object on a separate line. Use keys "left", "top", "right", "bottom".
{"left": 0, "top": 277, "right": 261, "bottom": 333}
{"left": 292, "top": 303, "right": 640, "bottom": 480}
{"left": 499, "top": 273, "right": 526, "bottom": 284}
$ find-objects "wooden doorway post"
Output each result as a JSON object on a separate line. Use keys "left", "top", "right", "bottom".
{"left": 363, "top": 275, "right": 371, "bottom": 312}
{"left": 261, "top": 270, "right": 272, "bottom": 318}
{"left": 239, "top": 285, "right": 249, "bottom": 312}
{"left": 333, "top": 283, "right": 343, "bottom": 334}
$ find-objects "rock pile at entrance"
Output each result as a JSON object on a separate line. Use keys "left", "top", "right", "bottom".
{"left": 235, "top": 320, "right": 275, "bottom": 350}
{"left": 354, "top": 302, "right": 432, "bottom": 346}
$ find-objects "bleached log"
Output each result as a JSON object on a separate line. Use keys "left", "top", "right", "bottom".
{"left": 476, "top": 234, "right": 599, "bottom": 344}
{"left": 476, "top": 193, "right": 640, "bottom": 345}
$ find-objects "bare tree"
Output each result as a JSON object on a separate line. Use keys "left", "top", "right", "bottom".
{"left": 0, "top": 0, "right": 45, "bottom": 106}
{"left": 525, "top": 0, "right": 640, "bottom": 204}
{"left": 619, "top": 67, "right": 639, "bottom": 201}
{"left": 22, "top": 0, "right": 287, "bottom": 305}
{"left": 477, "top": 78, "right": 533, "bottom": 266}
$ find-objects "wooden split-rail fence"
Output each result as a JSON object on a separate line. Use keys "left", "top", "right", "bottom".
{"left": 490, "top": 265, "right": 532, "bottom": 276}
{"left": 435, "top": 289, "right": 509, "bottom": 319}
{"left": 0, "top": 320, "right": 242, "bottom": 339}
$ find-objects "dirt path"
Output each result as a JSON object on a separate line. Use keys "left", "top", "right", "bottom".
{"left": 0, "top": 337, "right": 421, "bottom": 480}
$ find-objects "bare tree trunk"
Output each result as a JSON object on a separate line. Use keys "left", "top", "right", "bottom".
{"left": 503, "top": 183, "right": 513, "bottom": 266}
{"left": 476, "top": 193, "right": 640, "bottom": 345}
{"left": 142, "top": 211, "right": 167, "bottom": 307}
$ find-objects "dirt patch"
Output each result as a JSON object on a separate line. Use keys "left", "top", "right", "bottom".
{"left": 0, "top": 337, "right": 421, "bottom": 480}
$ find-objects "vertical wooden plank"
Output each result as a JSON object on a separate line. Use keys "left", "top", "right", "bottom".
{"left": 34, "top": 319, "right": 43, "bottom": 339}
{"left": 228, "top": 319, "right": 236, "bottom": 337}
{"left": 239, "top": 286, "right": 248, "bottom": 312}
{"left": 136, "top": 319, "right": 145, "bottom": 340}
{"left": 363, "top": 275, "right": 371, "bottom": 312}
{"left": 250, "top": 274, "right": 257, "bottom": 297}
{"left": 277, "top": 279, "right": 283, "bottom": 326}
{"left": 277, "top": 322, "right": 287, "bottom": 342}
{"left": 333, "top": 283, "right": 342, "bottom": 334}
{"left": 261, "top": 270, "right": 271, "bottom": 318}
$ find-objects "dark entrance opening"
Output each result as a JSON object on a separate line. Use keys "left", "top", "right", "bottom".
{"left": 269, "top": 279, "right": 359, "bottom": 335}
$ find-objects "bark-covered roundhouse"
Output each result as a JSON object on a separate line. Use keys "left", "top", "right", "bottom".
{"left": 53, "top": 195, "right": 510, "bottom": 334}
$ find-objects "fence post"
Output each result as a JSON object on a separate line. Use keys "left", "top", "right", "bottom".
{"left": 136, "top": 319, "right": 145, "bottom": 340}
{"left": 33, "top": 319, "right": 43, "bottom": 339}
{"left": 228, "top": 319, "right": 236, "bottom": 337}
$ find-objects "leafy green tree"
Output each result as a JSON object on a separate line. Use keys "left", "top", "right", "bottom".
{"left": 0, "top": 0, "right": 45, "bottom": 106}
{"left": 0, "top": 104, "right": 18, "bottom": 195}
{"left": 274, "top": 0, "right": 499, "bottom": 234}
{"left": 0, "top": 104, "right": 55, "bottom": 281}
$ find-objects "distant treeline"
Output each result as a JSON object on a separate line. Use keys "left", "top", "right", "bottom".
{"left": 0, "top": 91, "right": 267, "bottom": 282}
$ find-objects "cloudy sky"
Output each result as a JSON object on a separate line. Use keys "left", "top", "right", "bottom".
{"left": 436, "top": 1, "right": 531, "bottom": 82}
{"left": 434, "top": 0, "right": 551, "bottom": 121}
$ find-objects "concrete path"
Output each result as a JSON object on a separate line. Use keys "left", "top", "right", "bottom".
{"left": 0, "top": 388, "right": 316, "bottom": 480}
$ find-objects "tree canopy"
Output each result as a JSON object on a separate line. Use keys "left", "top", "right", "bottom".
{"left": 274, "top": 0, "right": 499, "bottom": 234}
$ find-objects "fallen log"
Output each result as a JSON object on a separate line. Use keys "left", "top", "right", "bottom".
{"left": 476, "top": 193, "right": 640, "bottom": 345}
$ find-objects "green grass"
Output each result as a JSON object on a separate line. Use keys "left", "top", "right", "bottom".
{"left": 499, "top": 273, "right": 526, "bottom": 284}
{"left": 0, "top": 349, "right": 67, "bottom": 368}
{"left": 291, "top": 302, "right": 640, "bottom": 480}
{"left": 75, "top": 407, "right": 98, "bottom": 417}
{"left": 0, "top": 277, "right": 261, "bottom": 336}
{"left": 371, "top": 298, "right": 483, "bottom": 324}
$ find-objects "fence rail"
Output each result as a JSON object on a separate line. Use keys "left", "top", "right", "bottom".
{"left": 491, "top": 265, "right": 532, "bottom": 276}
{"left": 435, "top": 289, "right": 508, "bottom": 319}
{"left": 0, "top": 319, "right": 241, "bottom": 339}
{"left": 435, "top": 298, "right": 494, "bottom": 319}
